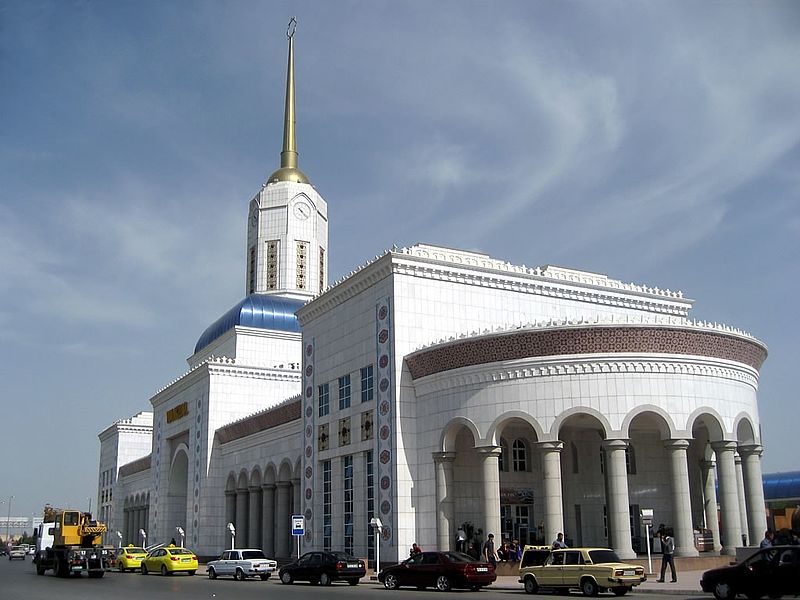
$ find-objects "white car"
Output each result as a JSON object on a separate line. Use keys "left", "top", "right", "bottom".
{"left": 8, "top": 546, "right": 26, "bottom": 561}
{"left": 206, "top": 548, "right": 277, "bottom": 581}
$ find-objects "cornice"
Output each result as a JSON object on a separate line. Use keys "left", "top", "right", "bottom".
{"left": 412, "top": 354, "right": 760, "bottom": 397}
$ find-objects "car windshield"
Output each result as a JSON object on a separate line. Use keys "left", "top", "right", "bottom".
{"left": 242, "top": 550, "right": 267, "bottom": 559}
{"left": 168, "top": 548, "right": 193, "bottom": 555}
{"left": 443, "top": 551, "right": 480, "bottom": 563}
{"left": 588, "top": 550, "right": 622, "bottom": 564}
{"left": 744, "top": 550, "right": 776, "bottom": 567}
{"left": 11, "top": 546, "right": 23, "bottom": 551}
{"left": 127, "top": 548, "right": 146, "bottom": 553}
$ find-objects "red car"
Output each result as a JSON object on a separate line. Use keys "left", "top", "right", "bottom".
{"left": 379, "top": 551, "right": 496, "bottom": 591}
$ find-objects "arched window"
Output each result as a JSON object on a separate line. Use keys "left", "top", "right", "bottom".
{"left": 571, "top": 441, "right": 579, "bottom": 473}
{"left": 512, "top": 439, "right": 528, "bottom": 472}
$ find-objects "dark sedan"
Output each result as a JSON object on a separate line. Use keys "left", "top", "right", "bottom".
{"left": 700, "top": 545, "right": 800, "bottom": 600}
{"left": 379, "top": 551, "right": 497, "bottom": 591}
{"left": 278, "top": 550, "right": 365, "bottom": 586}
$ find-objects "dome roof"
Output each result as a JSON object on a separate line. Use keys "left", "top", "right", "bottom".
{"left": 194, "top": 294, "right": 305, "bottom": 354}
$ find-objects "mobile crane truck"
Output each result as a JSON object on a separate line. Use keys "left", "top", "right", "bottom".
{"left": 34, "top": 509, "right": 113, "bottom": 578}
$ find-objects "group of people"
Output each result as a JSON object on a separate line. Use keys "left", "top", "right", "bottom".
{"left": 760, "top": 528, "right": 800, "bottom": 547}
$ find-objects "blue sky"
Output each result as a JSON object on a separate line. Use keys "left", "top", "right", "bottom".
{"left": 1, "top": 1, "right": 798, "bottom": 522}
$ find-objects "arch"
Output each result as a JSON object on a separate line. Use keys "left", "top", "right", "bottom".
{"left": 294, "top": 457, "right": 303, "bottom": 480}
{"left": 687, "top": 408, "right": 726, "bottom": 441}
{"left": 550, "top": 407, "right": 612, "bottom": 439}
{"left": 486, "top": 411, "right": 545, "bottom": 445}
{"left": 237, "top": 469, "right": 249, "bottom": 490}
{"left": 225, "top": 473, "right": 237, "bottom": 492}
{"left": 167, "top": 447, "right": 189, "bottom": 532}
{"left": 278, "top": 459, "right": 293, "bottom": 482}
{"left": 439, "top": 416, "right": 481, "bottom": 452}
{"left": 621, "top": 405, "right": 676, "bottom": 440}
{"left": 263, "top": 463, "right": 277, "bottom": 485}
{"left": 734, "top": 413, "right": 758, "bottom": 445}
{"left": 249, "top": 466, "right": 262, "bottom": 488}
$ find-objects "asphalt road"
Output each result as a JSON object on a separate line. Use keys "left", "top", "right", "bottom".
{"left": 0, "top": 558, "right": 711, "bottom": 600}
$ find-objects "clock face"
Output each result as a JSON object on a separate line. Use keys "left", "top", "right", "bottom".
{"left": 293, "top": 201, "right": 311, "bottom": 220}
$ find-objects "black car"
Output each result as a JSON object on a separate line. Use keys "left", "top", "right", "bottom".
{"left": 278, "top": 551, "right": 365, "bottom": 586}
{"left": 379, "top": 551, "right": 496, "bottom": 591}
{"left": 700, "top": 545, "right": 800, "bottom": 600}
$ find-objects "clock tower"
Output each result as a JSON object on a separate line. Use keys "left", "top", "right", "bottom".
{"left": 246, "top": 17, "right": 328, "bottom": 300}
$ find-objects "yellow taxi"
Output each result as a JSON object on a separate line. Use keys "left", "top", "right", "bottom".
{"left": 115, "top": 546, "right": 148, "bottom": 572}
{"left": 140, "top": 546, "right": 198, "bottom": 576}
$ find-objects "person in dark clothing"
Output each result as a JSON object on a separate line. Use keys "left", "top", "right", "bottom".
{"left": 483, "top": 533, "right": 497, "bottom": 567}
{"left": 656, "top": 528, "right": 677, "bottom": 583}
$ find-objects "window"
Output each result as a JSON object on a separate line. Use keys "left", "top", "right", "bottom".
{"left": 512, "top": 439, "right": 527, "bottom": 472}
{"left": 338, "top": 374, "right": 351, "bottom": 410}
{"left": 266, "top": 241, "right": 279, "bottom": 290}
{"left": 361, "top": 365, "right": 374, "bottom": 403}
{"left": 343, "top": 456, "right": 353, "bottom": 555}
{"left": 323, "top": 460, "right": 331, "bottom": 551}
{"left": 319, "top": 246, "right": 325, "bottom": 291}
{"left": 248, "top": 246, "right": 256, "bottom": 294}
{"left": 338, "top": 417, "right": 351, "bottom": 446}
{"left": 600, "top": 448, "right": 605, "bottom": 474}
{"left": 296, "top": 240, "right": 308, "bottom": 289}
{"left": 318, "top": 383, "right": 329, "bottom": 417}
{"left": 571, "top": 442, "right": 579, "bottom": 473}
{"left": 366, "top": 450, "right": 374, "bottom": 562}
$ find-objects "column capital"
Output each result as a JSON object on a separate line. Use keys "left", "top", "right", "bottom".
{"left": 261, "top": 482, "right": 276, "bottom": 491}
{"left": 711, "top": 440, "right": 738, "bottom": 453}
{"left": 663, "top": 438, "right": 691, "bottom": 451}
{"left": 534, "top": 440, "right": 564, "bottom": 453}
{"left": 432, "top": 451, "right": 457, "bottom": 463}
{"left": 738, "top": 444, "right": 764, "bottom": 458}
{"left": 601, "top": 438, "right": 629, "bottom": 451}
{"left": 276, "top": 481, "right": 292, "bottom": 489}
{"left": 236, "top": 487, "right": 249, "bottom": 494}
{"left": 700, "top": 459, "right": 716, "bottom": 470}
{"left": 475, "top": 445, "right": 502, "bottom": 458}
{"left": 290, "top": 477, "right": 301, "bottom": 486}
{"left": 224, "top": 489, "right": 236, "bottom": 497}
{"left": 249, "top": 485, "right": 262, "bottom": 493}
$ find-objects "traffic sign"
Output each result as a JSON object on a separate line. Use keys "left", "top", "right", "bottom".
{"left": 291, "top": 514, "right": 305, "bottom": 536}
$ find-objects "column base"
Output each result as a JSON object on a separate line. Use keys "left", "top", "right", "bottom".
{"left": 675, "top": 546, "right": 700, "bottom": 557}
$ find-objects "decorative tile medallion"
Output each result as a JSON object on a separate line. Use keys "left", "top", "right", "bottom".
{"left": 302, "top": 337, "right": 315, "bottom": 543}
{"left": 375, "top": 298, "right": 394, "bottom": 546}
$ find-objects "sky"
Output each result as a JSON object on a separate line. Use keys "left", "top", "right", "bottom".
{"left": 1, "top": 1, "right": 798, "bottom": 523}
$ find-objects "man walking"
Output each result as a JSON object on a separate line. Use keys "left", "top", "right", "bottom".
{"left": 483, "top": 533, "right": 497, "bottom": 568}
{"left": 657, "top": 528, "right": 677, "bottom": 583}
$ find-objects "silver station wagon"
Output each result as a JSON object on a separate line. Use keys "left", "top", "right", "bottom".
{"left": 206, "top": 548, "right": 277, "bottom": 581}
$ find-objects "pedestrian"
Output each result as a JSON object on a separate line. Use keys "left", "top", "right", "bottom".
{"left": 656, "top": 528, "right": 677, "bottom": 583}
{"left": 456, "top": 527, "right": 467, "bottom": 553}
{"left": 759, "top": 530, "right": 774, "bottom": 548}
{"left": 410, "top": 542, "right": 422, "bottom": 557}
{"left": 483, "top": 533, "right": 497, "bottom": 567}
{"left": 552, "top": 532, "right": 568, "bottom": 549}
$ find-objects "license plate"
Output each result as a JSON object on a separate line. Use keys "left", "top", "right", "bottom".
{"left": 182, "top": 558, "right": 190, "bottom": 562}
{"left": 623, "top": 570, "right": 635, "bottom": 576}
{"left": 476, "top": 567, "right": 488, "bottom": 572}
{"left": 347, "top": 563, "right": 360, "bottom": 568}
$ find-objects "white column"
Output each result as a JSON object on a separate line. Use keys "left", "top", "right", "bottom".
{"left": 701, "top": 460, "right": 722, "bottom": 553}
{"left": 248, "top": 486, "right": 262, "bottom": 550}
{"left": 433, "top": 451, "right": 456, "bottom": 551}
{"left": 602, "top": 439, "right": 635, "bottom": 559}
{"left": 664, "top": 439, "right": 699, "bottom": 557}
{"left": 476, "top": 446, "right": 502, "bottom": 540}
{"left": 536, "top": 441, "right": 565, "bottom": 545}
{"left": 734, "top": 454, "right": 749, "bottom": 545}
{"left": 262, "top": 484, "right": 275, "bottom": 556}
{"left": 224, "top": 490, "right": 236, "bottom": 531}
{"left": 712, "top": 441, "right": 742, "bottom": 554}
{"left": 276, "top": 482, "right": 291, "bottom": 558}
{"left": 235, "top": 488, "right": 249, "bottom": 548}
{"left": 739, "top": 444, "right": 767, "bottom": 547}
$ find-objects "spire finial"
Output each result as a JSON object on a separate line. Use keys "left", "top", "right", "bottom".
{"left": 268, "top": 16, "right": 310, "bottom": 184}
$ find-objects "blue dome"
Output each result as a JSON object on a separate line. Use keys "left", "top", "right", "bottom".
{"left": 194, "top": 294, "right": 305, "bottom": 354}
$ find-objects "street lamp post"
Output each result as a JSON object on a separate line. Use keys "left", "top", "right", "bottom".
{"left": 5, "top": 496, "right": 13, "bottom": 544}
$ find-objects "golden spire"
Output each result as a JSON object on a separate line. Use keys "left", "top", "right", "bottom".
{"left": 268, "top": 16, "right": 310, "bottom": 184}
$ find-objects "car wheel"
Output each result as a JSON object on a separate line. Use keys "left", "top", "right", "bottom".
{"left": 436, "top": 575, "right": 452, "bottom": 592}
{"left": 260, "top": 574, "right": 269, "bottom": 581}
{"left": 320, "top": 572, "right": 332, "bottom": 586}
{"left": 714, "top": 581, "right": 736, "bottom": 600}
{"left": 187, "top": 570, "right": 195, "bottom": 576}
{"left": 348, "top": 579, "right": 359, "bottom": 586}
{"left": 384, "top": 573, "right": 400, "bottom": 590}
{"left": 208, "top": 567, "right": 217, "bottom": 579}
{"left": 235, "top": 568, "right": 245, "bottom": 581}
{"left": 280, "top": 570, "right": 293, "bottom": 584}
{"left": 36, "top": 563, "right": 46, "bottom": 576}
{"left": 161, "top": 564, "right": 169, "bottom": 576}
{"left": 118, "top": 562, "right": 125, "bottom": 572}
{"left": 612, "top": 588, "right": 628, "bottom": 596}
{"left": 141, "top": 564, "right": 148, "bottom": 575}
{"left": 470, "top": 585, "right": 481, "bottom": 591}
{"left": 525, "top": 576, "right": 540, "bottom": 594}
{"left": 581, "top": 578, "right": 599, "bottom": 597}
